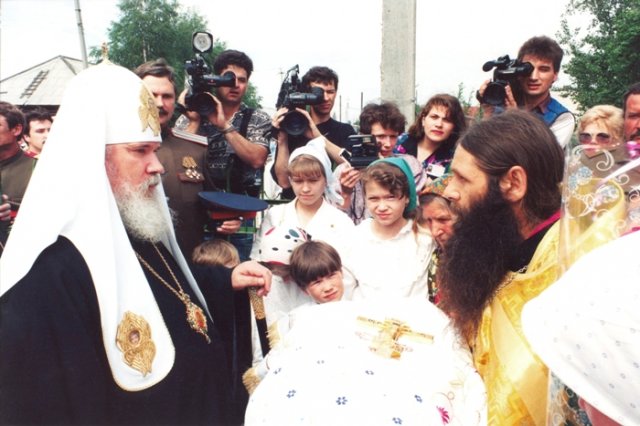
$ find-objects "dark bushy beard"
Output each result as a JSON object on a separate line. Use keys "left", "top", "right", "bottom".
{"left": 438, "top": 180, "right": 523, "bottom": 339}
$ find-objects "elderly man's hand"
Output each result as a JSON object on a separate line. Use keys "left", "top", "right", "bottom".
{"left": 231, "top": 260, "right": 272, "bottom": 296}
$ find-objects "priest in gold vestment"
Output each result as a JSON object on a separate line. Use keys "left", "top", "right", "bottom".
{"left": 438, "top": 110, "right": 567, "bottom": 425}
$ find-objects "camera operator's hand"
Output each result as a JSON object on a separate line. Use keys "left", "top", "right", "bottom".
{"left": 335, "top": 164, "right": 360, "bottom": 211}
{"left": 271, "top": 107, "right": 289, "bottom": 137}
{"left": 339, "top": 165, "right": 361, "bottom": 195}
{"left": 202, "top": 94, "right": 227, "bottom": 129}
{"left": 177, "top": 89, "right": 201, "bottom": 134}
{"left": 503, "top": 84, "right": 518, "bottom": 109}
{"left": 477, "top": 79, "right": 518, "bottom": 118}
{"left": 295, "top": 108, "right": 322, "bottom": 140}
{"left": 272, "top": 108, "right": 292, "bottom": 189}
{"left": 476, "top": 79, "right": 490, "bottom": 103}
{"left": 216, "top": 217, "right": 243, "bottom": 235}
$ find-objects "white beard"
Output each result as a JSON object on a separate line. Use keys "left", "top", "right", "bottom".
{"left": 113, "top": 175, "right": 172, "bottom": 243}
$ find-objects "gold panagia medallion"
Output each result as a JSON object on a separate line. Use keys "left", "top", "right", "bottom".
{"left": 116, "top": 311, "right": 156, "bottom": 376}
{"left": 182, "top": 294, "right": 211, "bottom": 344}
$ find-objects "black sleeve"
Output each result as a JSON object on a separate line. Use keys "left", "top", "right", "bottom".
{"left": 191, "top": 264, "right": 235, "bottom": 342}
{"left": 0, "top": 238, "right": 111, "bottom": 425}
{"left": 190, "top": 263, "right": 252, "bottom": 425}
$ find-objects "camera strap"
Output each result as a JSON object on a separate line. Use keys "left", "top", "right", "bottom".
{"left": 223, "top": 107, "right": 256, "bottom": 192}
{"left": 222, "top": 108, "right": 262, "bottom": 235}
{"left": 238, "top": 108, "right": 254, "bottom": 138}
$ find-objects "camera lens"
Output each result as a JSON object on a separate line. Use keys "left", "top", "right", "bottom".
{"left": 282, "top": 110, "right": 308, "bottom": 136}
{"left": 187, "top": 92, "right": 217, "bottom": 116}
{"left": 482, "top": 83, "right": 507, "bottom": 106}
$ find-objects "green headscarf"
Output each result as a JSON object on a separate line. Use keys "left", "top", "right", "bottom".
{"left": 370, "top": 157, "right": 417, "bottom": 215}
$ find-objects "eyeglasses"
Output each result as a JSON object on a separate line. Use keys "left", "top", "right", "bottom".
{"left": 579, "top": 132, "right": 611, "bottom": 145}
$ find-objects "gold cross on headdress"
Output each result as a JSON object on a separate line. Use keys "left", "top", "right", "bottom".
{"left": 101, "top": 42, "right": 111, "bottom": 63}
{"left": 356, "top": 316, "right": 433, "bottom": 359}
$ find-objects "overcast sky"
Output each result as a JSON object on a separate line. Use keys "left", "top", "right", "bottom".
{"left": 1, "top": 0, "right": 582, "bottom": 122}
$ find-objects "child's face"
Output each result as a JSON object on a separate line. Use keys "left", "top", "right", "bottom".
{"left": 290, "top": 174, "right": 326, "bottom": 208}
{"left": 364, "top": 180, "right": 407, "bottom": 229}
{"left": 304, "top": 270, "right": 344, "bottom": 303}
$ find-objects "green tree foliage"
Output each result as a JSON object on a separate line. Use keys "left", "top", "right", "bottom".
{"left": 89, "top": 0, "right": 262, "bottom": 108}
{"left": 558, "top": 0, "right": 640, "bottom": 111}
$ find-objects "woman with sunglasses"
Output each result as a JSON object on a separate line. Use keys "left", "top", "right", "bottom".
{"left": 576, "top": 105, "right": 640, "bottom": 205}
{"left": 577, "top": 105, "right": 624, "bottom": 149}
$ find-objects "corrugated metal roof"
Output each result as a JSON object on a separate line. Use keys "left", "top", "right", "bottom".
{"left": 0, "top": 56, "right": 89, "bottom": 106}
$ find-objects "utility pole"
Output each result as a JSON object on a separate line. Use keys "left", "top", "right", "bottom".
{"left": 74, "top": 0, "right": 89, "bottom": 68}
{"left": 381, "top": 0, "right": 416, "bottom": 122}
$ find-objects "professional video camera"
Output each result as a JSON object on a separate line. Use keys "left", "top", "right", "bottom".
{"left": 184, "top": 31, "right": 236, "bottom": 117}
{"left": 275, "top": 65, "right": 324, "bottom": 136}
{"left": 340, "top": 135, "right": 379, "bottom": 169}
{"left": 479, "top": 55, "right": 533, "bottom": 107}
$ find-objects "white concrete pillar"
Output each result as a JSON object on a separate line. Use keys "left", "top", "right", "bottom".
{"left": 381, "top": 0, "right": 417, "bottom": 124}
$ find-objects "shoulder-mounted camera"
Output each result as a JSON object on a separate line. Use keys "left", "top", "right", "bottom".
{"left": 275, "top": 65, "right": 324, "bottom": 136}
{"left": 480, "top": 55, "right": 533, "bottom": 107}
{"left": 184, "top": 32, "right": 236, "bottom": 117}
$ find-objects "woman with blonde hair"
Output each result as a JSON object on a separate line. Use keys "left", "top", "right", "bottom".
{"left": 577, "top": 104, "right": 624, "bottom": 149}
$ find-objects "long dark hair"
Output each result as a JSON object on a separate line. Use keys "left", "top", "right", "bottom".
{"left": 459, "top": 109, "right": 564, "bottom": 223}
{"left": 408, "top": 94, "right": 467, "bottom": 148}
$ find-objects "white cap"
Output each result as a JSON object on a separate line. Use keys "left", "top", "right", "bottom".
{"left": 289, "top": 136, "right": 343, "bottom": 205}
{"left": 255, "top": 226, "right": 310, "bottom": 265}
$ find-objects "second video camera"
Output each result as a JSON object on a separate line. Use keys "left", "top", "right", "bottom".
{"left": 276, "top": 65, "right": 324, "bottom": 136}
{"left": 184, "top": 32, "right": 236, "bottom": 117}
{"left": 341, "top": 135, "right": 379, "bottom": 169}
{"left": 480, "top": 55, "right": 533, "bottom": 107}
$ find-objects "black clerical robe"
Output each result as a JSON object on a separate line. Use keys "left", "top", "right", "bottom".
{"left": 0, "top": 237, "right": 237, "bottom": 425}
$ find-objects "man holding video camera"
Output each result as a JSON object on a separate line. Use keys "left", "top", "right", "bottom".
{"left": 271, "top": 66, "right": 355, "bottom": 200}
{"left": 181, "top": 49, "right": 272, "bottom": 260}
{"left": 478, "top": 36, "right": 575, "bottom": 148}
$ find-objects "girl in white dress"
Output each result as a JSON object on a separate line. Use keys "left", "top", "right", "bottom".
{"left": 252, "top": 136, "right": 354, "bottom": 270}
{"left": 346, "top": 157, "right": 435, "bottom": 300}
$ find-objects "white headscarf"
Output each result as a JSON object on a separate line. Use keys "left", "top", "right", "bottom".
{"left": 288, "top": 136, "right": 343, "bottom": 205}
{"left": 0, "top": 63, "right": 208, "bottom": 391}
{"left": 522, "top": 230, "right": 640, "bottom": 425}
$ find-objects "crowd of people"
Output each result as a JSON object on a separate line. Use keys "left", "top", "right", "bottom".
{"left": 0, "top": 33, "right": 639, "bottom": 425}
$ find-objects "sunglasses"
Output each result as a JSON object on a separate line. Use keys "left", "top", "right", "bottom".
{"left": 579, "top": 132, "right": 611, "bottom": 144}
